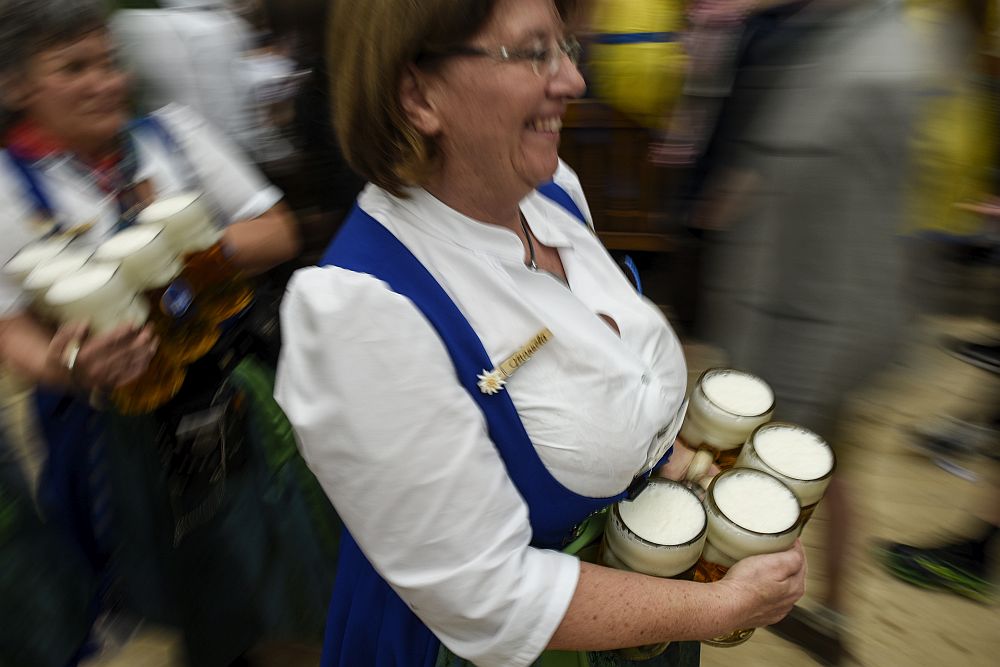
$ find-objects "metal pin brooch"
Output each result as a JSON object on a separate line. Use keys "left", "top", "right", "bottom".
{"left": 477, "top": 328, "right": 553, "bottom": 395}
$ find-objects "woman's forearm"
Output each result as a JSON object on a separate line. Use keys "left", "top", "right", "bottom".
{"left": 222, "top": 202, "right": 302, "bottom": 275}
{"left": 548, "top": 562, "right": 741, "bottom": 650}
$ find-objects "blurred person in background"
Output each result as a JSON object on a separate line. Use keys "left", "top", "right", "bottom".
{"left": 877, "top": 416, "right": 999, "bottom": 603}
{"left": 903, "top": 0, "right": 1000, "bottom": 321}
{"left": 671, "top": 0, "right": 930, "bottom": 664}
{"left": 110, "top": 0, "right": 300, "bottom": 166}
{"left": 255, "top": 0, "right": 364, "bottom": 266}
{"left": 0, "top": 1, "right": 340, "bottom": 665}
{"left": 276, "top": 0, "right": 807, "bottom": 666}
{"left": 0, "top": 430, "right": 96, "bottom": 667}
{"left": 873, "top": 2, "right": 1000, "bottom": 598}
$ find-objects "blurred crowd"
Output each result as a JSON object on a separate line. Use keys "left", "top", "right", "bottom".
{"left": 0, "top": 1, "right": 997, "bottom": 667}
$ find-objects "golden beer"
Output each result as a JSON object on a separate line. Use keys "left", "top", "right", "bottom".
{"left": 695, "top": 468, "right": 801, "bottom": 647}
{"left": 736, "top": 422, "right": 836, "bottom": 527}
{"left": 137, "top": 194, "right": 254, "bottom": 325}
{"left": 110, "top": 354, "right": 187, "bottom": 416}
{"left": 179, "top": 242, "right": 254, "bottom": 323}
{"left": 680, "top": 368, "right": 774, "bottom": 481}
{"left": 602, "top": 479, "right": 707, "bottom": 659}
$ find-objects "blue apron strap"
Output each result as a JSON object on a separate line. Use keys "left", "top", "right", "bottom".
{"left": 4, "top": 151, "right": 57, "bottom": 224}
{"left": 537, "top": 181, "right": 587, "bottom": 225}
{"left": 537, "top": 181, "right": 643, "bottom": 295}
{"left": 129, "top": 115, "right": 180, "bottom": 154}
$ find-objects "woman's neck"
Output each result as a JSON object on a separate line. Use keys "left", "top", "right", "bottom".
{"left": 69, "top": 135, "right": 121, "bottom": 164}
{"left": 421, "top": 169, "right": 531, "bottom": 232}
{"left": 8, "top": 118, "right": 119, "bottom": 164}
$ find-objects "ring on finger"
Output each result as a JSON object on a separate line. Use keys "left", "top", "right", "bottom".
{"left": 64, "top": 340, "right": 81, "bottom": 372}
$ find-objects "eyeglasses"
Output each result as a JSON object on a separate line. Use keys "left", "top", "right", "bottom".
{"left": 422, "top": 35, "right": 582, "bottom": 77}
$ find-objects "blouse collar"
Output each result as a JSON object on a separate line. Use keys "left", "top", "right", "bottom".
{"left": 363, "top": 184, "right": 579, "bottom": 265}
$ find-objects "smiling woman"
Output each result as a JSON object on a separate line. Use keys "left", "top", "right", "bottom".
{"left": 274, "top": 1, "right": 807, "bottom": 666}
{"left": 0, "top": 1, "right": 341, "bottom": 665}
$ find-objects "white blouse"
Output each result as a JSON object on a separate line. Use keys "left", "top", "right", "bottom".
{"left": 274, "top": 162, "right": 687, "bottom": 667}
{"left": 0, "top": 103, "right": 282, "bottom": 316}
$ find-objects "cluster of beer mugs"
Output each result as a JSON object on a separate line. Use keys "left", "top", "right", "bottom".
{"left": 601, "top": 368, "right": 836, "bottom": 655}
{"left": 3, "top": 193, "right": 252, "bottom": 414}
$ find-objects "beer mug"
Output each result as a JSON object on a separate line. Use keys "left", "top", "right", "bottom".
{"left": 138, "top": 193, "right": 253, "bottom": 322}
{"left": 45, "top": 263, "right": 149, "bottom": 335}
{"left": 22, "top": 250, "right": 92, "bottom": 319}
{"left": 94, "top": 224, "right": 183, "bottom": 291}
{"left": 95, "top": 224, "right": 219, "bottom": 364}
{"left": 736, "top": 422, "right": 836, "bottom": 526}
{"left": 137, "top": 192, "right": 221, "bottom": 256}
{"left": 693, "top": 468, "right": 801, "bottom": 647}
{"left": 680, "top": 368, "right": 774, "bottom": 481}
{"left": 3, "top": 237, "right": 73, "bottom": 284}
{"left": 603, "top": 479, "right": 707, "bottom": 659}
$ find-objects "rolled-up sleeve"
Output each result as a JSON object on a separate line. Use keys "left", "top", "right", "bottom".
{"left": 155, "top": 104, "right": 283, "bottom": 224}
{"left": 274, "top": 267, "right": 580, "bottom": 667}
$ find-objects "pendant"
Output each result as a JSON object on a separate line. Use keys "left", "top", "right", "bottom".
{"left": 477, "top": 327, "right": 553, "bottom": 395}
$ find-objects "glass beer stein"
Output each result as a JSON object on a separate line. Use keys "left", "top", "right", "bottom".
{"left": 95, "top": 223, "right": 219, "bottom": 365}
{"left": 602, "top": 479, "right": 707, "bottom": 659}
{"left": 693, "top": 468, "right": 801, "bottom": 647}
{"left": 736, "top": 422, "right": 836, "bottom": 526}
{"left": 3, "top": 236, "right": 73, "bottom": 284}
{"left": 138, "top": 193, "right": 253, "bottom": 323}
{"left": 23, "top": 249, "right": 92, "bottom": 320}
{"left": 680, "top": 368, "right": 774, "bottom": 482}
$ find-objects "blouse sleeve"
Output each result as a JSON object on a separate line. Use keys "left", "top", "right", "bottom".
{"left": 273, "top": 267, "right": 580, "bottom": 667}
{"left": 153, "top": 103, "right": 283, "bottom": 224}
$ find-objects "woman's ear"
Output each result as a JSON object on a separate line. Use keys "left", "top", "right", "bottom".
{"left": 399, "top": 64, "right": 442, "bottom": 137}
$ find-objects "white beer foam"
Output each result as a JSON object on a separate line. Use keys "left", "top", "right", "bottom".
{"left": 96, "top": 225, "right": 162, "bottom": 259}
{"left": 755, "top": 425, "right": 833, "bottom": 481}
{"left": 702, "top": 370, "right": 773, "bottom": 416}
{"left": 619, "top": 482, "right": 705, "bottom": 545}
{"left": 714, "top": 470, "right": 798, "bottom": 534}
{"left": 137, "top": 192, "right": 200, "bottom": 224}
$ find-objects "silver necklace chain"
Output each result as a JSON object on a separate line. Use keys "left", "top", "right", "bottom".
{"left": 520, "top": 212, "right": 538, "bottom": 271}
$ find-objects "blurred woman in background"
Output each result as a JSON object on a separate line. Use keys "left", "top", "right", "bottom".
{"left": 0, "top": 1, "right": 338, "bottom": 665}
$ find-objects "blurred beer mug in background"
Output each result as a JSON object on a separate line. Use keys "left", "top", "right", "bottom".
{"left": 138, "top": 193, "right": 253, "bottom": 323}
{"left": 94, "top": 224, "right": 182, "bottom": 291}
{"left": 138, "top": 192, "right": 220, "bottom": 256}
{"left": 602, "top": 478, "right": 707, "bottom": 659}
{"left": 95, "top": 224, "right": 218, "bottom": 364}
{"left": 3, "top": 236, "right": 73, "bottom": 284}
{"left": 736, "top": 422, "right": 835, "bottom": 526}
{"left": 45, "top": 263, "right": 148, "bottom": 335}
{"left": 694, "top": 468, "right": 800, "bottom": 647}
{"left": 22, "top": 249, "right": 93, "bottom": 319}
{"left": 680, "top": 368, "right": 774, "bottom": 482}
{"left": 46, "top": 263, "right": 185, "bottom": 414}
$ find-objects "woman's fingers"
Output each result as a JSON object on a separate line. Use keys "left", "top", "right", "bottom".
{"left": 73, "top": 324, "right": 159, "bottom": 389}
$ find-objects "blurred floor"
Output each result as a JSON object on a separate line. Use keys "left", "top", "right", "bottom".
{"left": 696, "top": 314, "right": 1000, "bottom": 667}
{"left": 82, "top": 316, "right": 1000, "bottom": 667}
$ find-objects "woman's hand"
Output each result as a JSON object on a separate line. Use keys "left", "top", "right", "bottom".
{"left": 656, "top": 439, "right": 721, "bottom": 482}
{"left": 50, "top": 321, "right": 158, "bottom": 391}
{"left": 718, "top": 540, "right": 807, "bottom": 629}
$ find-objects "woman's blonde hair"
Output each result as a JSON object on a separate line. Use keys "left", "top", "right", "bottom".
{"left": 328, "top": 0, "right": 577, "bottom": 196}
